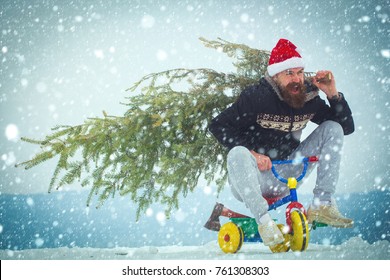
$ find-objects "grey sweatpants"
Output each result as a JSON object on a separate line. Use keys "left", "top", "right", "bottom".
{"left": 227, "top": 121, "right": 344, "bottom": 224}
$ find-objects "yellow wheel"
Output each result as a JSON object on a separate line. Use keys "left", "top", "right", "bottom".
{"left": 218, "top": 222, "right": 244, "bottom": 253}
{"left": 269, "top": 224, "right": 291, "bottom": 253}
{"left": 290, "top": 210, "right": 310, "bottom": 252}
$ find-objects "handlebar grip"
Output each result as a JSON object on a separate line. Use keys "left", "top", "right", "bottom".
{"left": 308, "top": 156, "right": 319, "bottom": 162}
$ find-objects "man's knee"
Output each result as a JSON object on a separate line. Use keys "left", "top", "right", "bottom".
{"left": 321, "top": 120, "right": 343, "bottom": 136}
{"left": 227, "top": 146, "right": 251, "bottom": 164}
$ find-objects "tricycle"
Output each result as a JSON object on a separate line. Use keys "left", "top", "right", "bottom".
{"left": 204, "top": 156, "right": 327, "bottom": 253}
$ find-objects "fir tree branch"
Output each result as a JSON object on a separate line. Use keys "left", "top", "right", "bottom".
{"left": 17, "top": 37, "right": 271, "bottom": 220}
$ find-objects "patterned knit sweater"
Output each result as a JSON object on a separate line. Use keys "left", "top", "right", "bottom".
{"left": 208, "top": 74, "right": 354, "bottom": 160}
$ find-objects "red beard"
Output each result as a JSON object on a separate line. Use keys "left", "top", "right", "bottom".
{"left": 279, "top": 82, "right": 307, "bottom": 109}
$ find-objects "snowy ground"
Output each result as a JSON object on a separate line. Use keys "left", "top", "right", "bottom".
{"left": 1, "top": 237, "right": 388, "bottom": 260}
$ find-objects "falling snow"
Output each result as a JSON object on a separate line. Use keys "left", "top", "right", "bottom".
{"left": 380, "top": 49, "right": 390, "bottom": 58}
{"left": 141, "top": 15, "right": 156, "bottom": 29}
{"left": 0, "top": 0, "right": 388, "bottom": 263}
{"left": 5, "top": 124, "right": 19, "bottom": 141}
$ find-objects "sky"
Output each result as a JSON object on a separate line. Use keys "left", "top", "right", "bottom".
{"left": 0, "top": 0, "right": 389, "bottom": 203}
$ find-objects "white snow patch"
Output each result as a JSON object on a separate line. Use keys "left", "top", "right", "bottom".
{"left": 240, "top": 13, "right": 249, "bottom": 23}
{"left": 156, "top": 49, "right": 168, "bottom": 61}
{"left": 358, "top": 16, "right": 370, "bottom": 23}
{"left": 221, "top": 20, "right": 229, "bottom": 28}
{"left": 203, "top": 186, "right": 212, "bottom": 195}
{"left": 5, "top": 124, "right": 19, "bottom": 141}
{"left": 344, "top": 25, "right": 351, "bottom": 32}
{"left": 2, "top": 151, "right": 16, "bottom": 165}
{"left": 156, "top": 211, "right": 166, "bottom": 225}
{"left": 0, "top": 237, "right": 387, "bottom": 260}
{"left": 94, "top": 50, "right": 104, "bottom": 59}
{"left": 36, "top": 82, "right": 47, "bottom": 93}
{"left": 21, "top": 78, "right": 28, "bottom": 87}
{"left": 146, "top": 208, "right": 153, "bottom": 217}
{"left": 26, "top": 197, "right": 34, "bottom": 206}
{"left": 174, "top": 209, "right": 187, "bottom": 223}
{"left": 35, "top": 238, "right": 44, "bottom": 247}
{"left": 74, "top": 16, "right": 83, "bottom": 22}
{"left": 380, "top": 49, "right": 390, "bottom": 58}
{"left": 141, "top": 15, "right": 155, "bottom": 29}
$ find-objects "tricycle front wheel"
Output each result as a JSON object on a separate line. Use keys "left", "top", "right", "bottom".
{"left": 290, "top": 210, "right": 310, "bottom": 252}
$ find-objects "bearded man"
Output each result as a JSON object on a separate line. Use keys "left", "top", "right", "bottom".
{"left": 208, "top": 39, "right": 355, "bottom": 246}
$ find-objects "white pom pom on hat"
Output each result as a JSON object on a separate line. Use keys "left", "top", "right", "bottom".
{"left": 267, "top": 39, "right": 305, "bottom": 77}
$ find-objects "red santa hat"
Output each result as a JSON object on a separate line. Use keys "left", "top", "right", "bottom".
{"left": 267, "top": 39, "right": 305, "bottom": 77}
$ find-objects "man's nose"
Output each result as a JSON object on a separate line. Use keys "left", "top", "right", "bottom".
{"left": 291, "top": 74, "right": 300, "bottom": 82}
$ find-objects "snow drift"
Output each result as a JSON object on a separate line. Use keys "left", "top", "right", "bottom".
{"left": 1, "top": 236, "right": 388, "bottom": 260}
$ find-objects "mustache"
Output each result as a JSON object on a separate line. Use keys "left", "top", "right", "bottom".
{"left": 285, "top": 82, "right": 304, "bottom": 92}
{"left": 279, "top": 81, "right": 307, "bottom": 109}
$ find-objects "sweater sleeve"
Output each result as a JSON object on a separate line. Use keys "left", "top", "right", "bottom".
{"left": 208, "top": 88, "right": 259, "bottom": 150}
{"left": 311, "top": 92, "right": 355, "bottom": 135}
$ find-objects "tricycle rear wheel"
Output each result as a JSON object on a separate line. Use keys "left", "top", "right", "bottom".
{"left": 218, "top": 222, "right": 244, "bottom": 253}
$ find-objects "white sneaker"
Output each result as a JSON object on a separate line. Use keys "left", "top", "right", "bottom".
{"left": 307, "top": 201, "right": 353, "bottom": 228}
{"left": 258, "top": 215, "right": 284, "bottom": 246}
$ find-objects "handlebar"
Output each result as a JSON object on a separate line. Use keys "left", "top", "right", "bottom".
{"left": 271, "top": 156, "right": 318, "bottom": 184}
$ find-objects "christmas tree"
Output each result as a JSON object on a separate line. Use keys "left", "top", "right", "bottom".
{"left": 17, "top": 38, "right": 270, "bottom": 219}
